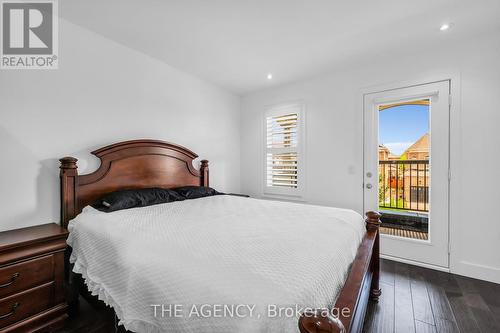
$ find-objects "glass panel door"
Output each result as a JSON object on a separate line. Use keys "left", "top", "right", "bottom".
{"left": 364, "top": 81, "right": 450, "bottom": 268}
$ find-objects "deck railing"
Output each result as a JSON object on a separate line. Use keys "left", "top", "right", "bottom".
{"left": 379, "top": 160, "right": 429, "bottom": 213}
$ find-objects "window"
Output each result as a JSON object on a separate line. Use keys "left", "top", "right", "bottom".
{"left": 264, "top": 103, "right": 304, "bottom": 197}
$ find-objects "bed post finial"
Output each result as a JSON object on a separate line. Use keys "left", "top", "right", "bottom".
{"left": 365, "top": 211, "right": 381, "bottom": 231}
{"left": 299, "top": 309, "right": 346, "bottom": 333}
{"left": 60, "top": 156, "right": 77, "bottom": 169}
{"left": 366, "top": 211, "right": 382, "bottom": 302}
{"left": 200, "top": 159, "right": 209, "bottom": 187}
{"left": 60, "top": 157, "right": 78, "bottom": 229}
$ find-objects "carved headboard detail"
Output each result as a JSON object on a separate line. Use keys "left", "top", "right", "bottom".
{"left": 60, "top": 139, "right": 209, "bottom": 228}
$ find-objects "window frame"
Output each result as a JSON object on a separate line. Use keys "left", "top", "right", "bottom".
{"left": 262, "top": 102, "right": 305, "bottom": 199}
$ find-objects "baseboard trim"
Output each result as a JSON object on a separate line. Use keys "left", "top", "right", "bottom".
{"left": 380, "top": 254, "right": 450, "bottom": 273}
{"left": 451, "top": 260, "right": 500, "bottom": 285}
{"left": 382, "top": 254, "right": 500, "bottom": 284}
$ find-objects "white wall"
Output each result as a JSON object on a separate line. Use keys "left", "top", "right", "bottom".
{"left": 241, "top": 32, "right": 500, "bottom": 283}
{"left": 0, "top": 19, "right": 241, "bottom": 232}
{"left": 1, "top": 12, "right": 498, "bottom": 285}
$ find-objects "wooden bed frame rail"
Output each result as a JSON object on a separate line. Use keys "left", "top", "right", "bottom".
{"left": 60, "top": 139, "right": 381, "bottom": 333}
{"left": 298, "top": 211, "right": 381, "bottom": 333}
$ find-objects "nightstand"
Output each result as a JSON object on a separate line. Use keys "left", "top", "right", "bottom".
{"left": 0, "top": 224, "right": 68, "bottom": 332}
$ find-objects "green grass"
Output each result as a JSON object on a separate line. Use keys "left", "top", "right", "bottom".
{"left": 378, "top": 198, "right": 418, "bottom": 213}
{"left": 379, "top": 206, "right": 412, "bottom": 213}
{"left": 379, "top": 198, "right": 406, "bottom": 209}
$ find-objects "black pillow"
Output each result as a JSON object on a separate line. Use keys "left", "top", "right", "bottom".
{"left": 92, "top": 188, "right": 184, "bottom": 212}
{"left": 173, "top": 186, "right": 223, "bottom": 199}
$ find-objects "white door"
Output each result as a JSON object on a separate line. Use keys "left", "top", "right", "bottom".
{"left": 363, "top": 81, "right": 450, "bottom": 268}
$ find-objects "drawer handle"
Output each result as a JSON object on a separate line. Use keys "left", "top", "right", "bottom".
{"left": 0, "top": 302, "right": 19, "bottom": 320}
{"left": 0, "top": 272, "right": 20, "bottom": 288}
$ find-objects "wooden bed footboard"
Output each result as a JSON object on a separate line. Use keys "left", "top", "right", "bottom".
{"left": 298, "top": 211, "right": 381, "bottom": 333}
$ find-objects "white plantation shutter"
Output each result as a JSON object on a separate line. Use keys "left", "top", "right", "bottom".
{"left": 266, "top": 152, "right": 298, "bottom": 188}
{"left": 266, "top": 113, "right": 298, "bottom": 149}
{"left": 264, "top": 104, "right": 304, "bottom": 197}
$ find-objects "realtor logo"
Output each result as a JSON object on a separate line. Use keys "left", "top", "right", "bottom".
{"left": 1, "top": 0, "right": 58, "bottom": 69}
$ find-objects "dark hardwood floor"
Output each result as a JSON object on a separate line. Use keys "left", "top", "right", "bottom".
{"left": 58, "top": 259, "right": 500, "bottom": 333}
{"left": 363, "top": 259, "right": 500, "bottom": 333}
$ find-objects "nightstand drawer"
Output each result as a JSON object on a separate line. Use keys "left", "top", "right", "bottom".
{"left": 0, "top": 282, "right": 53, "bottom": 328}
{"left": 0, "top": 224, "right": 68, "bottom": 332}
{"left": 0, "top": 255, "right": 54, "bottom": 298}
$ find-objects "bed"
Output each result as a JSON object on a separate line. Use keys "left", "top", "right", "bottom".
{"left": 60, "top": 139, "right": 381, "bottom": 333}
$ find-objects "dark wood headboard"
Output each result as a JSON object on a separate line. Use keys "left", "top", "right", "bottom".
{"left": 59, "top": 139, "right": 209, "bottom": 228}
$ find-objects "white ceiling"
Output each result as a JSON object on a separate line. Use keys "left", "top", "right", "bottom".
{"left": 62, "top": 0, "right": 500, "bottom": 94}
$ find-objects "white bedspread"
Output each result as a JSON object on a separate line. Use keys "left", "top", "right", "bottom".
{"left": 67, "top": 195, "right": 365, "bottom": 333}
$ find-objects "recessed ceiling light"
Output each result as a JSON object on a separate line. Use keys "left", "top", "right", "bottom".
{"left": 267, "top": 73, "right": 273, "bottom": 80}
{"left": 440, "top": 23, "right": 451, "bottom": 31}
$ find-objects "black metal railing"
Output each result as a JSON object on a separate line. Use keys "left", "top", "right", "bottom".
{"left": 379, "top": 160, "right": 429, "bottom": 213}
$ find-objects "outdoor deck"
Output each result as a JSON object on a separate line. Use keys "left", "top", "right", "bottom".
{"left": 380, "top": 226, "right": 428, "bottom": 240}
